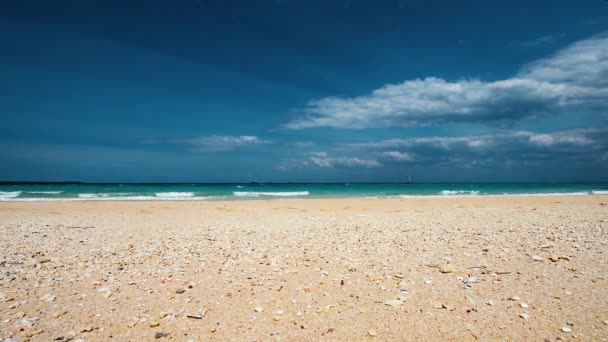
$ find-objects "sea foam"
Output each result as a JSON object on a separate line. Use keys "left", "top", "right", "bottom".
{"left": 155, "top": 192, "right": 195, "bottom": 197}
{"left": 233, "top": 191, "right": 310, "bottom": 197}
{"left": 439, "top": 190, "right": 480, "bottom": 196}
{"left": 591, "top": 190, "right": 608, "bottom": 195}
{"left": 0, "top": 191, "right": 22, "bottom": 198}
{"left": 27, "top": 191, "right": 64, "bottom": 194}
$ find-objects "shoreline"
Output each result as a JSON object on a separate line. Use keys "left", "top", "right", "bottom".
{"left": 1, "top": 193, "right": 607, "bottom": 203}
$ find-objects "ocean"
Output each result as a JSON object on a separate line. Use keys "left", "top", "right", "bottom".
{"left": 0, "top": 182, "right": 607, "bottom": 201}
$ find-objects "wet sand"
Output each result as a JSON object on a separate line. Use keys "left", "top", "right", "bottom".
{"left": 1, "top": 196, "right": 608, "bottom": 341}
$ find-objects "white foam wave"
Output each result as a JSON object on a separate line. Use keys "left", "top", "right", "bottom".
{"left": 236, "top": 185, "right": 244, "bottom": 188}
{"left": 439, "top": 190, "right": 480, "bottom": 196}
{"left": 591, "top": 190, "right": 608, "bottom": 195}
{"left": 2, "top": 195, "right": 221, "bottom": 201}
{"left": 0, "top": 191, "right": 22, "bottom": 198}
{"left": 27, "top": 191, "right": 64, "bottom": 194}
{"left": 233, "top": 191, "right": 310, "bottom": 197}
{"left": 155, "top": 192, "right": 195, "bottom": 197}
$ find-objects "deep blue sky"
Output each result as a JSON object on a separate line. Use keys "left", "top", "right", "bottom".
{"left": 1, "top": 0, "right": 607, "bottom": 182}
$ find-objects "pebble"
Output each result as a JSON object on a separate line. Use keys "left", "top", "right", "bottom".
{"left": 149, "top": 320, "right": 160, "bottom": 327}
{"left": 97, "top": 287, "right": 112, "bottom": 298}
{"left": 564, "top": 291, "right": 572, "bottom": 296}
{"left": 186, "top": 307, "right": 208, "bottom": 319}
{"left": 530, "top": 255, "right": 543, "bottom": 261}
{"left": 424, "top": 279, "right": 433, "bottom": 285}
{"left": 439, "top": 265, "right": 457, "bottom": 273}
{"left": 519, "top": 313, "right": 530, "bottom": 320}
{"left": 255, "top": 306, "right": 264, "bottom": 313}
{"left": 368, "top": 329, "right": 377, "bottom": 337}
{"left": 520, "top": 303, "right": 528, "bottom": 308}
{"left": 40, "top": 294, "right": 56, "bottom": 302}
{"left": 53, "top": 309, "right": 68, "bottom": 318}
{"left": 155, "top": 332, "right": 169, "bottom": 339}
{"left": 509, "top": 296, "right": 520, "bottom": 301}
{"left": 604, "top": 320, "right": 608, "bottom": 325}
{"left": 175, "top": 288, "right": 185, "bottom": 294}
{"left": 384, "top": 299, "right": 404, "bottom": 307}
{"left": 549, "top": 256, "right": 571, "bottom": 262}
{"left": 486, "top": 300, "right": 494, "bottom": 306}
{"left": 561, "top": 326, "right": 572, "bottom": 333}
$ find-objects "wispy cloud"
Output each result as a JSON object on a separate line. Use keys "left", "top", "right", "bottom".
{"left": 382, "top": 151, "right": 415, "bottom": 161}
{"left": 285, "top": 34, "right": 608, "bottom": 129}
{"left": 172, "top": 135, "right": 270, "bottom": 151}
{"left": 512, "top": 34, "right": 565, "bottom": 47}
{"left": 278, "top": 151, "right": 381, "bottom": 170}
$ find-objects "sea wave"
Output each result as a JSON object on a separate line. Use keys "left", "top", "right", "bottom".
{"left": 155, "top": 192, "right": 195, "bottom": 197}
{"left": 0, "top": 191, "right": 22, "bottom": 198}
{"left": 27, "top": 191, "right": 64, "bottom": 194}
{"left": 3, "top": 195, "right": 221, "bottom": 201}
{"left": 591, "top": 190, "right": 608, "bottom": 195}
{"left": 439, "top": 190, "right": 480, "bottom": 196}
{"left": 233, "top": 191, "right": 310, "bottom": 197}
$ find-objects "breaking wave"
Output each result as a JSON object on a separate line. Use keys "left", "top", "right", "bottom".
{"left": 0, "top": 191, "right": 22, "bottom": 198}
{"left": 155, "top": 192, "right": 195, "bottom": 197}
{"left": 233, "top": 191, "right": 310, "bottom": 197}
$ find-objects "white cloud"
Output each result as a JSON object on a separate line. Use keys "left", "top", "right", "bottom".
{"left": 285, "top": 34, "right": 608, "bottom": 129}
{"left": 174, "top": 135, "right": 270, "bottom": 151}
{"left": 279, "top": 152, "right": 382, "bottom": 170}
{"left": 382, "top": 151, "right": 414, "bottom": 161}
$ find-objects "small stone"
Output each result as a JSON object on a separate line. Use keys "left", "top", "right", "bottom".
{"left": 433, "top": 303, "right": 443, "bottom": 309}
{"left": 519, "top": 313, "right": 530, "bottom": 320}
{"left": 368, "top": 329, "right": 377, "bottom": 337}
{"left": 466, "top": 276, "right": 478, "bottom": 284}
{"left": 384, "top": 299, "right": 404, "bottom": 307}
{"left": 10, "top": 311, "right": 25, "bottom": 319}
{"left": 40, "top": 294, "right": 56, "bottom": 302}
{"left": 565, "top": 290, "right": 572, "bottom": 296}
{"left": 486, "top": 300, "right": 494, "bottom": 306}
{"left": 603, "top": 320, "right": 608, "bottom": 325}
{"left": 53, "top": 309, "right": 68, "bottom": 318}
{"left": 175, "top": 288, "right": 185, "bottom": 294}
{"left": 439, "top": 265, "right": 457, "bottom": 273}
{"left": 149, "top": 320, "right": 160, "bottom": 327}
{"left": 561, "top": 326, "right": 572, "bottom": 333}
{"left": 255, "top": 306, "right": 264, "bottom": 313}
{"left": 186, "top": 307, "right": 208, "bottom": 319}
{"left": 296, "top": 311, "right": 303, "bottom": 317}
{"left": 520, "top": 303, "right": 529, "bottom": 308}
{"left": 98, "top": 287, "right": 112, "bottom": 298}
{"left": 424, "top": 279, "right": 433, "bottom": 285}
{"left": 80, "top": 326, "right": 94, "bottom": 332}
{"left": 531, "top": 255, "right": 543, "bottom": 262}
{"left": 155, "top": 332, "right": 169, "bottom": 339}
{"left": 509, "top": 296, "right": 520, "bottom": 301}
{"left": 394, "top": 274, "right": 404, "bottom": 279}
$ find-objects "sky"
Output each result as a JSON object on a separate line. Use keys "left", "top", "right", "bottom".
{"left": 1, "top": 0, "right": 607, "bottom": 182}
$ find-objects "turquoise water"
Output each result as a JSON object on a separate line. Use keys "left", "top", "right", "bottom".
{"left": 1, "top": 183, "right": 607, "bottom": 201}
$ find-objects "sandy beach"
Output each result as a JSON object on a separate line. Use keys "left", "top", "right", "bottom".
{"left": 1, "top": 196, "right": 607, "bottom": 341}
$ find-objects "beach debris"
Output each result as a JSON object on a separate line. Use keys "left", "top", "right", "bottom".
{"left": 187, "top": 307, "right": 208, "bottom": 319}
{"left": 549, "top": 256, "right": 571, "bottom": 262}
{"left": 561, "top": 326, "right": 572, "bottom": 333}
{"left": 439, "top": 265, "right": 457, "bottom": 273}
{"left": 530, "top": 255, "right": 543, "bottom": 262}
{"left": 368, "top": 329, "right": 378, "bottom": 337}
{"left": 52, "top": 309, "right": 68, "bottom": 318}
{"left": 155, "top": 332, "right": 169, "bottom": 339}
{"left": 384, "top": 299, "right": 404, "bottom": 307}
{"left": 40, "top": 294, "right": 56, "bottom": 302}
{"left": 255, "top": 306, "right": 264, "bottom": 313}
{"left": 98, "top": 286, "right": 112, "bottom": 298}
{"left": 519, "top": 313, "right": 530, "bottom": 320}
